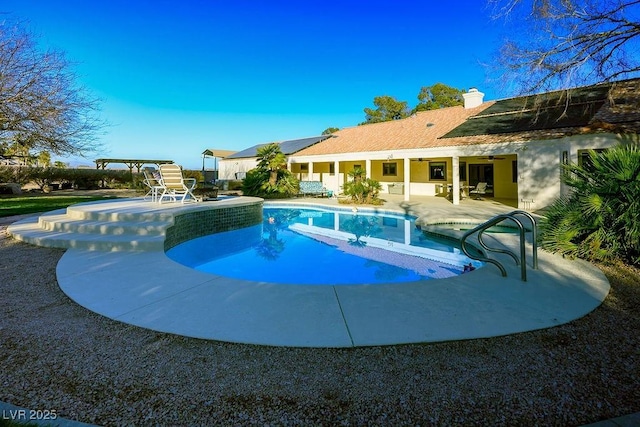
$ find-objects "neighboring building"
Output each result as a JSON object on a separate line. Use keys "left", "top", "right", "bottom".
{"left": 0, "top": 156, "right": 20, "bottom": 166}
{"left": 218, "top": 135, "right": 333, "bottom": 180}
{"left": 288, "top": 79, "right": 640, "bottom": 209}
{"left": 0, "top": 155, "right": 33, "bottom": 166}
{"left": 201, "top": 149, "right": 237, "bottom": 182}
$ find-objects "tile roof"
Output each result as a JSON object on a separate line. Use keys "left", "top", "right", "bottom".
{"left": 295, "top": 78, "right": 640, "bottom": 156}
{"left": 295, "top": 104, "right": 493, "bottom": 156}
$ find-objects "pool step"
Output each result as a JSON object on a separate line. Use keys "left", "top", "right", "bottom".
{"left": 8, "top": 217, "right": 166, "bottom": 251}
{"left": 38, "top": 212, "right": 169, "bottom": 236}
{"left": 65, "top": 200, "right": 177, "bottom": 222}
{"left": 7, "top": 196, "right": 262, "bottom": 252}
{"left": 7, "top": 200, "right": 174, "bottom": 252}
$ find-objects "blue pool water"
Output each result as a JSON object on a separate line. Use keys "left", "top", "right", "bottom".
{"left": 166, "top": 206, "right": 481, "bottom": 285}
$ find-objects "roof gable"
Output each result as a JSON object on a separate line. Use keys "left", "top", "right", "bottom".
{"left": 295, "top": 104, "right": 491, "bottom": 156}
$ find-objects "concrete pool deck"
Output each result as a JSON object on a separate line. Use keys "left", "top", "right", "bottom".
{"left": 7, "top": 195, "right": 610, "bottom": 348}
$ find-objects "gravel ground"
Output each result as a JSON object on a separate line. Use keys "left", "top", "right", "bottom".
{"left": 1, "top": 216, "right": 639, "bottom": 426}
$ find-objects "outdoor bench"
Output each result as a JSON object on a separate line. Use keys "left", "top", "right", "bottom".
{"left": 298, "top": 181, "right": 327, "bottom": 197}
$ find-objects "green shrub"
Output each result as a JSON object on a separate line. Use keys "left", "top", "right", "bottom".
{"left": 229, "top": 180, "right": 243, "bottom": 190}
{"left": 342, "top": 167, "right": 382, "bottom": 204}
{"left": 0, "top": 166, "right": 33, "bottom": 185}
{"left": 242, "top": 168, "right": 298, "bottom": 198}
{"left": 0, "top": 166, "right": 140, "bottom": 190}
{"left": 183, "top": 169, "right": 203, "bottom": 183}
{"left": 63, "top": 168, "right": 131, "bottom": 189}
{"left": 540, "top": 138, "right": 640, "bottom": 265}
{"left": 241, "top": 144, "right": 299, "bottom": 198}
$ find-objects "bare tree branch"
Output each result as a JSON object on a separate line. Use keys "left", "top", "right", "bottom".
{"left": 0, "top": 20, "right": 107, "bottom": 156}
{"left": 488, "top": 0, "right": 640, "bottom": 94}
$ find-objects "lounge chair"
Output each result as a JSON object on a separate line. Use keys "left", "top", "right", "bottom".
{"left": 469, "top": 182, "right": 488, "bottom": 199}
{"left": 158, "top": 164, "right": 198, "bottom": 204}
{"left": 142, "top": 169, "right": 164, "bottom": 202}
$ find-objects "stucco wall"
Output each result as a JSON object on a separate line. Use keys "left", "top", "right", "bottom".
{"left": 370, "top": 160, "right": 405, "bottom": 183}
{"left": 517, "top": 134, "right": 620, "bottom": 209}
{"left": 219, "top": 158, "right": 257, "bottom": 180}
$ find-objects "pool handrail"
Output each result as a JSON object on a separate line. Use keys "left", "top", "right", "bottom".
{"left": 460, "top": 211, "right": 538, "bottom": 282}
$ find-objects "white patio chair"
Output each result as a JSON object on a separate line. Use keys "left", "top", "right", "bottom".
{"left": 158, "top": 164, "right": 198, "bottom": 204}
{"left": 142, "top": 169, "right": 164, "bottom": 202}
{"left": 469, "top": 182, "right": 488, "bottom": 199}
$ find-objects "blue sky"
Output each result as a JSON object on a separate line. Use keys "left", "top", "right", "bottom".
{"left": 4, "top": 1, "right": 506, "bottom": 169}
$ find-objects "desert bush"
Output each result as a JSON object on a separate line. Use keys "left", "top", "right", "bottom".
{"left": 540, "top": 138, "right": 640, "bottom": 265}
{"left": 0, "top": 166, "right": 34, "bottom": 185}
{"left": 342, "top": 167, "right": 382, "bottom": 204}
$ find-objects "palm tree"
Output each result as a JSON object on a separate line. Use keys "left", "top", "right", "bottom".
{"left": 256, "top": 143, "right": 287, "bottom": 188}
{"left": 343, "top": 167, "right": 382, "bottom": 204}
{"left": 540, "top": 136, "right": 640, "bottom": 265}
{"left": 242, "top": 143, "right": 299, "bottom": 197}
{"left": 348, "top": 167, "right": 365, "bottom": 183}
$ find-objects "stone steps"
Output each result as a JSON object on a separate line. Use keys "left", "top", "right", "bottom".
{"left": 64, "top": 200, "right": 176, "bottom": 222}
{"left": 7, "top": 200, "right": 174, "bottom": 252}
{"left": 7, "top": 196, "right": 263, "bottom": 252}
{"left": 38, "top": 212, "right": 169, "bottom": 236}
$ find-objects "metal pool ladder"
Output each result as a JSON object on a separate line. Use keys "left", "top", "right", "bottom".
{"left": 460, "top": 210, "right": 538, "bottom": 281}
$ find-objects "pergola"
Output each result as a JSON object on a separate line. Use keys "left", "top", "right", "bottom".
{"left": 202, "top": 149, "right": 236, "bottom": 159}
{"left": 201, "top": 149, "right": 237, "bottom": 182}
{"left": 95, "top": 158, "right": 174, "bottom": 174}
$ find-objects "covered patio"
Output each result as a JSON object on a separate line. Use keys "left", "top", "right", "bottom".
{"left": 289, "top": 152, "right": 519, "bottom": 207}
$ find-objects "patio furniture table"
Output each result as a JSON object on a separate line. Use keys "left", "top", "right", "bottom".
{"left": 446, "top": 184, "right": 475, "bottom": 200}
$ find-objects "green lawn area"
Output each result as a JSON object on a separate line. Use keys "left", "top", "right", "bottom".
{"left": 0, "top": 195, "right": 116, "bottom": 218}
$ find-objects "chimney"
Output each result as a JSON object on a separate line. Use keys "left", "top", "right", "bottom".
{"left": 463, "top": 88, "right": 484, "bottom": 109}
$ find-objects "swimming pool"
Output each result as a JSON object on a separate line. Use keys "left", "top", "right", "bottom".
{"left": 166, "top": 205, "right": 482, "bottom": 285}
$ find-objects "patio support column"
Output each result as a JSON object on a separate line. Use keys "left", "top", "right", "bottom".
{"left": 404, "top": 157, "right": 410, "bottom": 201}
{"left": 452, "top": 156, "right": 460, "bottom": 205}
{"left": 334, "top": 160, "right": 340, "bottom": 194}
{"left": 308, "top": 162, "right": 313, "bottom": 181}
{"left": 365, "top": 159, "right": 371, "bottom": 179}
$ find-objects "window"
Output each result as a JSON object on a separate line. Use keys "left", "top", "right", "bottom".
{"left": 382, "top": 162, "right": 397, "bottom": 176}
{"left": 512, "top": 160, "right": 518, "bottom": 183}
{"left": 300, "top": 164, "right": 309, "bottom": 172}
{"left": 429, "top": 162, "right": 446, "bottom": 181}
{"left": 329, "top": 163, "right": 335, "bottom": 175}
{"left": 578, "top": 149, "right": 606, "bottom": 171}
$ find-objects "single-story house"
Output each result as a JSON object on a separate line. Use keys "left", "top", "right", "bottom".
{"left": 286, "top": 78, "right": 640, "bottom": 209}
{"left": 218, "top": 135, "right": 332, "bottom": 180}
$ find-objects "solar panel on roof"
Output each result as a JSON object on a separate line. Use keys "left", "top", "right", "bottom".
{"left": 442, "top": 82, "right": 614, "bottom": 138}
{"left": 224, "top": 135, "right": 331, "bottom": 158}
